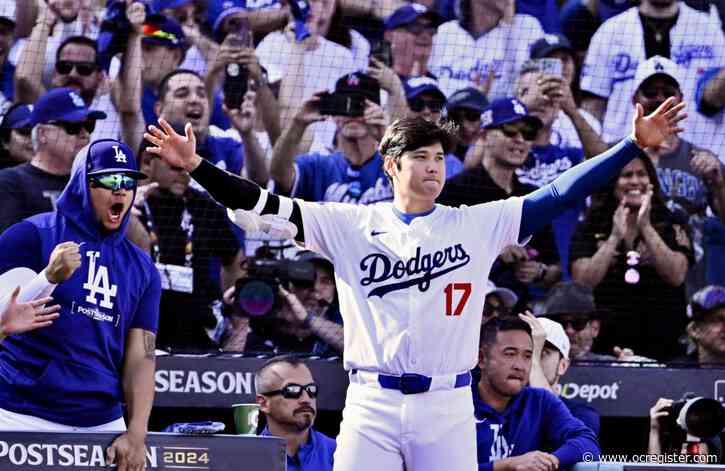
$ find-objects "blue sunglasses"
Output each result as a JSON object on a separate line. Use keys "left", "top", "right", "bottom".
{"left": 89, "top": 173, "right": 138, "bottom": 191}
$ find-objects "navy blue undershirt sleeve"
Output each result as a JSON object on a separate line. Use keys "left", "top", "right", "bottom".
{"left": 520, "top": 137, "right": 642, "bottom": 241}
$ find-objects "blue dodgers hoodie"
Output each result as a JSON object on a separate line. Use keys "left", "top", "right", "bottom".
{"left": 474, "top": 385, "right": 600, "bottom": 471}
{"left": 0, "top": 143, "right": 161, "bottom": 427}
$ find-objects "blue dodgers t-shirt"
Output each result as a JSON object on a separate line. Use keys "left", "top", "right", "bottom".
{"left": 0, "top": 149, "right": 161, "bottom": 427}
{"left": 293, "top": 152, "right": 393, "bottom": 204}
{"left": 474, "top": 385, "right": 600, "bottom": 471}
{"left": 261, "top": 427, "right": 336, "bottom": 471}
{"left": 142, "top": 85, "right": 231, "bottom": 130}
{"left": 516, "top": 144, "right": 585, "bottom": 275}
{"left": 197, "top": 134, "right": 245, "bottom": 176}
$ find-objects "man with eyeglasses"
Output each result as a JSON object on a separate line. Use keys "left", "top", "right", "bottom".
{"left": 438, "top": 98, "right": 561, "bottom": 310}
{"left": 13, "top": 0, "right": 139, "bottom": 144}
{"left": 382, "top": 3, "right": 443, "bottom": 82}
{"left": 0, "top": 139, "right": 160, "bottom": 471}
{"left": 403, "top": 76, "right": 462, "bottom": 179}
{"left": 255, "top": 355, "right": 336, "bottom": 471}
{"left": 0, "top": 88, "right": 105, "bottom": 233}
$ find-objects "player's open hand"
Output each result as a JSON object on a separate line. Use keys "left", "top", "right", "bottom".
{"left": 632, "top": 97, "right": 686, "bottom": 149}
{"left": 144, "top": 119, "right": 201, "bottom": 172}
{"left": 107, "top": 431, "right": 147, "bottom": 471}
{"left": 0, "top": 287, "right": 60, "bottom": 338}
{"left": 45, "top": 242, "right": 82, "bottom": 284}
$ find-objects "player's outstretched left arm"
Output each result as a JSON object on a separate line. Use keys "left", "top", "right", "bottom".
{"left": 519, "top": 98, "right": 686, "bottom": 240}
{"left": 144, "top": 119, "right": 306, "bottom": 242}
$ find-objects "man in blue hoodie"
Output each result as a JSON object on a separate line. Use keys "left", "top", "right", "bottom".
{"left": 475, "top": 317, "right": 600, "bottom": 471}
{"left": 0, "top": 139, "right": 161, "bottom": 471}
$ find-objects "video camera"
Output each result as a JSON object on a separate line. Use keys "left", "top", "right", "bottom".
{"left": 661, "top": 394, "right": 725, "bottom": 440}
{"left": 232, "top": 247, "right": 316, "bottom": 317}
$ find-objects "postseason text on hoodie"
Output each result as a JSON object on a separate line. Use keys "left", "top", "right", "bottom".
{"left": 0, "top": 147, "right": 161, "bottom": 427}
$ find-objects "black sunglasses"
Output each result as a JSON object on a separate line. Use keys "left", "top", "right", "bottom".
{"left": 404, "top": 22, "right": 437, "bottom": 36}
{"left": 262, "top": 383, "right": 318, "bottom": 400}
{"left": 560, "top": 318, "right": 590, "bottom": 332}
{"left": 55, "top": 60, "right": 98, "bottom": 77}
{"left": 48, "top": 120, "right": 96, "bottom": 136}
{"left": 496, "top": 122, "right": 537, "bottom": 141}
{"left": 452, "top": 109, "right": 482, "bottom": 123}
{"left": 13, "top": 127, "right": 32, "bottom": 136}
{"left": 409, "top": 97, "right": 444, "bottom": 113}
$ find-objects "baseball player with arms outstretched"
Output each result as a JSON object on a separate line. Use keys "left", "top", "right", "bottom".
{"left": 144, "top": 97, "right": 686, "bottom": 471}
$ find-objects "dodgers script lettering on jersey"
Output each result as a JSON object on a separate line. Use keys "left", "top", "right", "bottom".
{"left": 298, "top": 198, "right": 525, "bottom": 376}
{"left": 360, "top": 245, "right": 471, "bottom": 297}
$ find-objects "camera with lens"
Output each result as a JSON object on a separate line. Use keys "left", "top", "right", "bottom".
{"left": 658, "top": 393, "right": 725, "bottom": 460}
{"left": 232, "top": 248, "right": 316, "bottom": 317}
{"left": 317, "top": 92, "right": 365, "bottom": 117}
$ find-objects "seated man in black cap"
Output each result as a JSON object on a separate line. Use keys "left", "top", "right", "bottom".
{"left": 682, "top": 285, "right": 725, "bottom": 365}
{"left": 270, "top": 72, "right": 392, "bottom": 205}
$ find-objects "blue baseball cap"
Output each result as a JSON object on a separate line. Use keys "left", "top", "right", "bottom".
{"left": 404, "top": 76, "right": 446, "bottom": 102}
{"left": 142, "top": 15, "right": 186, "bottom": 49}
{"left": 530, "top": 33, "right": 574, "bottom": 60}
{"left": 85, "top": 139, "right": 148, "bottom": 180}
{"left": 384, "top": 2, "right": 443, "bottom": 31}
{"left": 1, "top": 104, "right": 33, "bottom": 129}
{"left": 30, "top": 88, "right": 107, "bottom": 126}
{"left": 480, "top": 97, "right": 543, "bottom": 130}
{"left": 207, "top": 0, "right": 248, "bottom": 39}
{"left": 446, "top": 87, "right": 488, "bottom": 112}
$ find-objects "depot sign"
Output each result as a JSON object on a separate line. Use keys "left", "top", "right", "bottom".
{"left": 558, "top": 381, "right": 621, "bottom": 403}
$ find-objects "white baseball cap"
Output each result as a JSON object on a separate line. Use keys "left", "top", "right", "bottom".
{"left": 537, "top": 317, "right": 570, "bottom": 359}
{"left": 484, "top": 280, "right": 518, "bottom": 309}
{"left": 632, "top": 55, "right": 683, "bottom": 96}
{"left": 0, "top": 1, "right": 15, "bottom": 24}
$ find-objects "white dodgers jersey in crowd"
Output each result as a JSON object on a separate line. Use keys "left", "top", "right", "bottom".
{"left": 580, "top": 5, "right": 725, "bottom": 154}
{"left": 428, "top": 15, "right": 544, "bottom": 99}
{"left": 298, "top": 198, "right": 524, "bottom": 376}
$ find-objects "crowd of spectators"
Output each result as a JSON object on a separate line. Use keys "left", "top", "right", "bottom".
{"left": 2, "top": 0, "right": 725, "bottom": 465}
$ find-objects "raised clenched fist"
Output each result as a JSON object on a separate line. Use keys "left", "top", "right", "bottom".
{"left": 45, "top": 242, "right": 82, "bottom": 284}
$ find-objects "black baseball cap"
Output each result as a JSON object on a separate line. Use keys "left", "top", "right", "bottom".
{"left": 334, "top": 72, "right": 381, "bottom": 105}
{"left": 446, "top": 87, "right": 489, "bottom": 113}
{"left": 530, "top": 33, "right": 574, "bottom": 60}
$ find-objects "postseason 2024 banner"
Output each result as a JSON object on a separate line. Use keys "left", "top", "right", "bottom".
{"left": 153, "top": 356, "right": 725, "bottom": 417}
{"left": 0, "top": 432, "right": 285, "bottom": 470}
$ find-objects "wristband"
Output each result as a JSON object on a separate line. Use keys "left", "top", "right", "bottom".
{"left": 302, "top": 311, "right": 317, "bottom": 329}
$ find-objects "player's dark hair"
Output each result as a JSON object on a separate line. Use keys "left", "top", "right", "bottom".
{"left": 56, "top": 36, "right": 99, "bottom": 65}
{"left": 254, "top": 355, "right": 309, "bottom": 394}
{"left": 479, "top": 316, "right": 532, "bottom": 351}
{"left": 157, "top": 69, "right": 203, "bottom": 104}
{"left": 379, "top": 117, "right": 459, "bottom": 182}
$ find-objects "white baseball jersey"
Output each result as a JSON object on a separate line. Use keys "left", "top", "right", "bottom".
{"left": 580, "top": 5, "right": 725, "bottom": 151}
{"left": 298, "top": 198, "right": 524, "bottom": 376}
{"left": 428, "top": 15, "right": 544, "bottom": 99}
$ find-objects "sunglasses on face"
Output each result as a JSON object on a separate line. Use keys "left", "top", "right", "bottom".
{"left": 48, "top": 120, "right": 96, "bottom": 136}
{"left": 55, "top": 60, "right": 98, "bottom": 77}
{"left": 495, "top": 123, "right": 537, "bottom": 141}
{"left": 452, "top": 109, "right": 482, "bottom": 123}
{"left": 403, "top": 22, "right": 437, "bottom": 36}
{"left": 560, "top": 318, "right": 590, "bottom": 332}
{"left": 639, "top": 87, "right": 679, "bottom": 100}
{"left": 409, "top": 97, "right": 444, "bottom": 113}
{"left": 262, "top": 383, "right": 318, "bottom": 400}
{"left": 13, "top": 127, "right": 32, "bottom": 136}
{"left": 89, "top": 173, "right": 138, "bottom": 191}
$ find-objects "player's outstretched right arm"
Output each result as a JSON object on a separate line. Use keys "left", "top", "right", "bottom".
{"left": 144, "top": 119, "right": 306, "bottom": 241}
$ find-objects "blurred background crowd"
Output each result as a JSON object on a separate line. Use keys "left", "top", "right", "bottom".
{"left": 2, "top": 0, "right": 725, "bottom": 460}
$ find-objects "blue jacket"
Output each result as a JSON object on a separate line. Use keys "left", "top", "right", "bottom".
{"left": 474, "top": 385, "right": 600, "bottom": 471}
{"left": 261, "top": 427, "right": 336, "bottom": 471}
{"left": 0, "top": 149, "right": 161, "bottom": 427}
